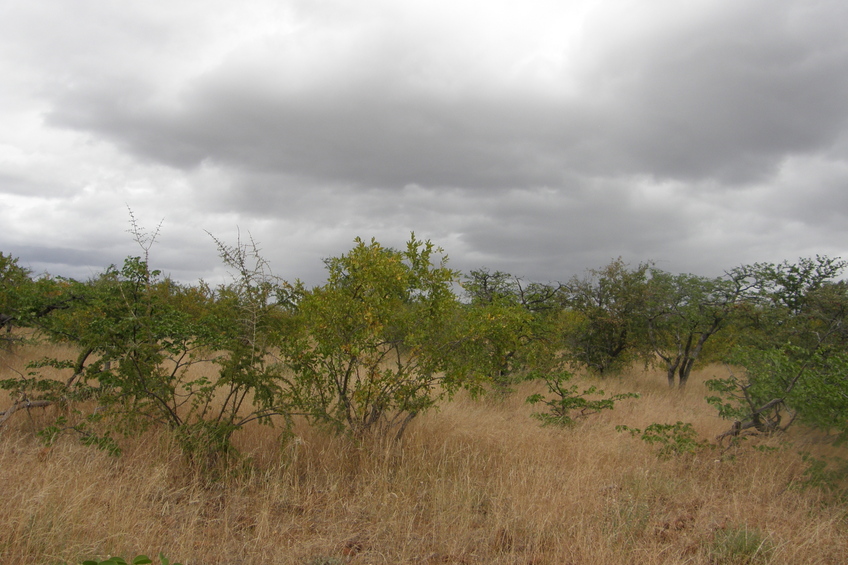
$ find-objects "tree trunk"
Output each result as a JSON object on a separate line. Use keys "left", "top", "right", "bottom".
{"left": 677, "top": 358, "right": 696, "bottom": 389}
{"left": 663, "top": 355, "right": 682, "bottom": 388}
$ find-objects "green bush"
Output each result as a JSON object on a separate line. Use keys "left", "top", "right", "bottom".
{"left": 616, "top": 421, "right": 712, "bottom": 459}
{"left": 280, "top": 235, "right": 470, "bottom": 438}
{"left": 527, "top": 371, "right": 639, "bottom": 427}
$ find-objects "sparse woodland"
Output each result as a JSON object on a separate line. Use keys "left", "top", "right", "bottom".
{"left": 1, "top": 227, "right": 847, "bottom": 564}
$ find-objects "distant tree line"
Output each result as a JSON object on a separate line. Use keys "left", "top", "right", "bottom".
{"left": 2, "top": 229, "right": 846, "bottom": 458}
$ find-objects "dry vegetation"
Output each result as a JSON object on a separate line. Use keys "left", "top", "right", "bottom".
{"left": 1, "top": 338, "right": 847, "bottom": 565}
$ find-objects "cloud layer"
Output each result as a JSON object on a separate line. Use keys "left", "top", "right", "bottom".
{"left": 2, "top": 0, "right": 847, "bottom": 285}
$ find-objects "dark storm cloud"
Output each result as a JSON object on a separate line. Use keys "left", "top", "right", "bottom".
{"left": 3, "top": 0, "right": 848, "bottom": 286}
{"left": 5, "top": 244, "right": 123, "bottom": 281}
{"left": 8, "top": 231, "right": 229, "bottom": 285}
{"left": 580, "top": 1, "right": 848, "bottom": 183}
{"left": 42, "top": 0, "right": 848, "bottom": 194}
{"left": 10, "top": 245, "right": 108, "bottom": 270}
{"left": 46, "top": 82, "right": 582, "bottom": 190}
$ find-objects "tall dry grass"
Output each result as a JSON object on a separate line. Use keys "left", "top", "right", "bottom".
{"left": 1, "top": 340, "right": 847, "bottom": 564}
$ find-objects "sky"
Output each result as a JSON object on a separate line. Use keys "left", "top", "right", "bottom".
{"left": 2, "top": 0, "right": 847, "bottom": 288}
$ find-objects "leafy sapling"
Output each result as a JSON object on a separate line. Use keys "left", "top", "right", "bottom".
{"left": 616, "top": 421, "right": 712, "bottom": 459}
{"left": 527, "top": 371, "right": 639, "bottom": 427}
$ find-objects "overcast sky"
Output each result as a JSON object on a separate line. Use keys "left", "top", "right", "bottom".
{"left": 2, "top": 0, "right": 847, "bottom": 287}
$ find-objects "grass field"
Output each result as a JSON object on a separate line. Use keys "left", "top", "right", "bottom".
{"left": 1, "top": 339, "right": 846, "bottom": 564}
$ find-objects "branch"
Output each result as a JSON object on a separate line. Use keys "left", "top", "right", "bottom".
{"left": 0, "top": 398, "right": 54, "bottom": 428}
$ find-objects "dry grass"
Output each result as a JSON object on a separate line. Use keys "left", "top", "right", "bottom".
{"left": 1, "top": 341, "right": 847, "bottom": 564}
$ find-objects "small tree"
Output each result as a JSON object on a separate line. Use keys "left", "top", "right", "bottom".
{"left": 459, "top": 269, "right": 562, "bottom": 392}
{"left": 280, "top": 235, "right": 467, "bottom": 438}
{"left": 711, "top": 341, "right": 848, "bottom": 441}
{"left": 707, "top": 256, "right": 848, "bottom": 442}
{"left": 561, "top": 259, "right": 652, "bottom": 375}
{"left": 1, "top": 257, "right": 215, "bottom": 454}
{"left": 644, "top": 271, "right": 748, "bottom": 388}
{"left": 732, "top": 256, "right": 848, "bottom": 351}
{"left": 1, "top": 222, "right": 292, "bottom": 460}
{"left": 0, "top": 252, "right": 32, "bottom": 339}
{"left": 176, "top": 232, "right": 294, "bottom": 454}
{"left": 527, "top": 370, "right": 638, "bottom": 427}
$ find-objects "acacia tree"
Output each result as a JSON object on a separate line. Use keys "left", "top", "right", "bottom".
{"left": 732, "top": 256, "right": 848, "bottom": 348}
{"left": 644, "top": 271, "right": 749, "bottom": 389}
{"left": 707, "top": 256, "right": 848, "bottom": 441}
{"left": 181, "top": 233, "right": 294, "bottom": 452}
{"left": 0, "top": 256, "right": 214, "bottom": 453}
{"left": 561, "top": 259, "right": 652, "bottom": 375}
{"left": 1, "top": 225, "right": 293, "bottom": 459}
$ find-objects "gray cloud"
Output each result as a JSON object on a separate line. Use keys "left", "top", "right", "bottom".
{"left": 41, "top": 0, "right": 848, "bottom": 189}
{"left": 2, "top": 0, "right": 847, "bottom": 286}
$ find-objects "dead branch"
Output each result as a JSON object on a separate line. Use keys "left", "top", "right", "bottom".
{"left": 716, "top": 397, "right": 787, "bottom": 445}
{"left": 0, "top": 398, "right": 54, "bottom": 428}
